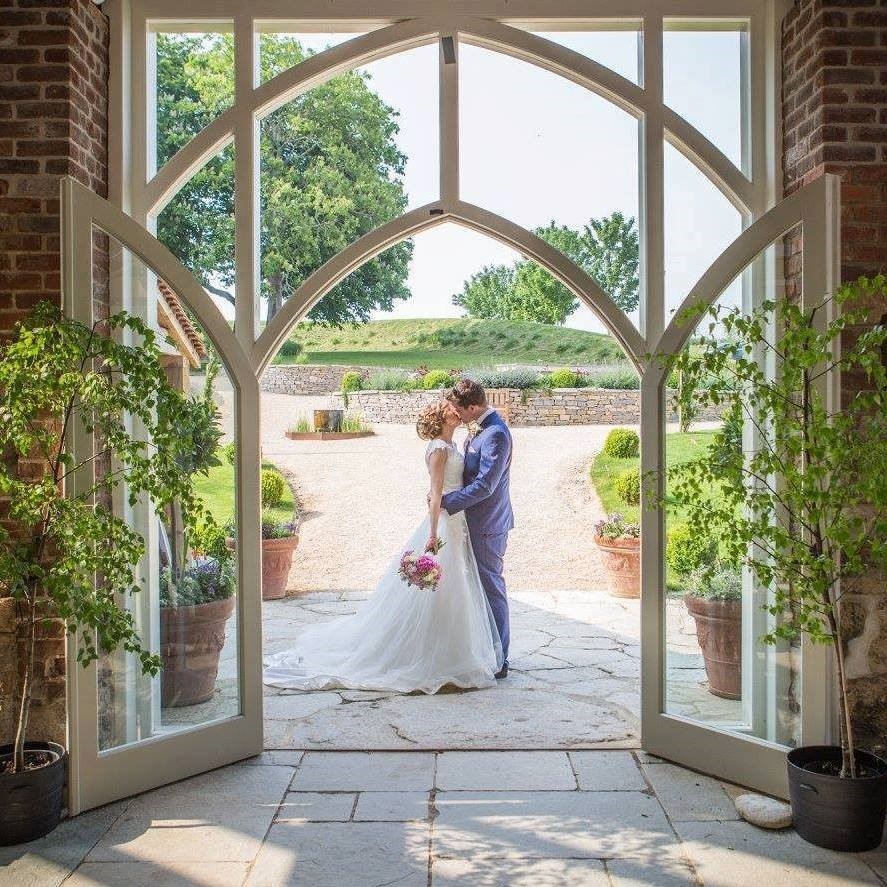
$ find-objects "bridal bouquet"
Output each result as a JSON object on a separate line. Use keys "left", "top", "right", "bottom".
{"left": 399, "top": 540, "right": 445, "bottom": 591}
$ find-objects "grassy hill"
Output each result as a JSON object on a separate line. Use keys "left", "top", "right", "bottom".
{"left": 274, "top": 317, "right": 628, "bottom": 369}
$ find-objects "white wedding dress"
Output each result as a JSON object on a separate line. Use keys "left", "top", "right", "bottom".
{"left": 263, "top": 438, "right": 504, "bottom": 693}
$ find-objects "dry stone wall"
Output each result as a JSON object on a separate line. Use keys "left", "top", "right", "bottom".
{"left": 332, "top": 388, "right": 720, "bottom": 426}
{"left": 261, "top": 363, "right": 369, "bottom": 395}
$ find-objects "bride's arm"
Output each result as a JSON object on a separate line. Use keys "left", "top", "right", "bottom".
{"left": 426, "top": 448, "right": 447, "bottom": 550}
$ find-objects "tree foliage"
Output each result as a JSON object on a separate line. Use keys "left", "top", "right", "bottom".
{"left": 452, "top": 212, "right": 640, "bottom": 324}
{"left": 155, "top": 34, "right": 413, "bottom": 326}
{"left": 0, "top": 303, "right": 223, "bottom": 772}
{"left": 661, "top": 278, "right": 887, "bottom": 777}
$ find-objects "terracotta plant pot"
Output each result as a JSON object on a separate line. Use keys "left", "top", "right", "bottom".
{"left": 684, "top": 593, "right": 742, "bottom": 699}
{"left": 160, "top": 595, "right": 236, "bottom": 707}
{"left": 262, "top": 534, "right": 300, "bottom": 600}
{"left": 594, "top": 534, "right": 641, "bottom": 598}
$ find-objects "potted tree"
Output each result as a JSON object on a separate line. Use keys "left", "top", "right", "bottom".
{"left": 593, "top": 513, "right": 641, "bottom": 598}
{"left": 683, "top": 563, "right": 742, "bottom": 699}
{"left": 664, "top": 277, "right": 887, "bottom": 852}
{"left": 0, "top": 303, "right": 222, "bottom": 844}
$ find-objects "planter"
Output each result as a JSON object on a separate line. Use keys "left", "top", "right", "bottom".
{"left": 313, "top": 409, "right": 343, "bottom": 432}
{"left": 594, "top": 535, "right": 640, "bottom": 598}
{"left": 285, "top": 430, "right": 374, "bottom": 441}
{"left": 0, "top": 741, "right": 66, "bottom": 845}
{"left": 684, "top": 594, "right": 742, "bottom": 699}
{"left": 261, "top": 534, "right": 300, "bottom": 600}
{"left": 788, "top": 746, "right": 887, "bottom": 852}
{"left": 160, "top": 595, "right": 236, "bottom": 707}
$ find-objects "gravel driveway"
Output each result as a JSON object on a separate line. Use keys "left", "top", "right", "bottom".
{"left": 259, "top": 393, "right": 612, "bottom": 595}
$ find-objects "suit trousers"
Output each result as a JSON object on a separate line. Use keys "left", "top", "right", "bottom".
{"left": 468, "top": 526, "right": 510, "bottom": 661}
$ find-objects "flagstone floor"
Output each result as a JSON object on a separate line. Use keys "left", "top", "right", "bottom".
{"left": 3, "top": 750, "right": 884, "bottom": 886}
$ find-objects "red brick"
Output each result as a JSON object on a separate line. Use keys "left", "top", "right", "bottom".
{"left": 16, "top": 139, "right": 71, "bottom": 156}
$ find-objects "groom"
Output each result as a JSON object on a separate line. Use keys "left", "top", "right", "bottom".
{"left": 440, "top": 379, "right": 514, "bottom": 679}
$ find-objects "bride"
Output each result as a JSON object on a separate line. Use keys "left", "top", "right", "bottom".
{"left": 263, "top": 399, "right": 504, "bottom": 693}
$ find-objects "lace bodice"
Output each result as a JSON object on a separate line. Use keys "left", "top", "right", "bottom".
{"left": 425, "top": 439, "right": 464, "bottom": 493}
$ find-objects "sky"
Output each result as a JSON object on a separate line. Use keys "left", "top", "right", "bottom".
{"left": 219, "top": 27, "right": 746, "bottom": 335}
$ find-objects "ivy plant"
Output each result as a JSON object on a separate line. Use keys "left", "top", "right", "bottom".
{"left": 661, "top": 277, "right": 887, "bottom": 777}
{"left": 0, "top": 302, "right": 223, "bottom": 773}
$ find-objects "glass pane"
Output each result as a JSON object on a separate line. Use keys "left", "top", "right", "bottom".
{"left": 258, "top": 30, "right": 374, "bottom": 83}
{"left": 95, "top": 230, "right": 241, "bottom": 751}
{"left": 663, "top": 240, "right": 801, "bottom": 748}
{"left": 272, "top": 223, "right": 635, "bottom": 367}
{"left": 259, "top": 44, "right": 437, "bottom": 327}
{"left": 523, "top": 23, "right": 642, "bottom": 84}
{"left": 155, "top": 145, "right": 236, "bottom": 327}
{"left": 460, "top": 43, "right": 641, "bottom": 329}
{"left": 664, "top": 142, "right": 742, "bottom": 322}
{"left": 663, "top": 22, "right": 746, "bottom": 170}
{"left": 153, "top": 30, "right": 235, "bottom": 172}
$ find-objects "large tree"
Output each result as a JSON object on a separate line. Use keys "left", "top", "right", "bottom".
{"left": 155, "top": 34, "right": 413, "bottom": 326}
{"left": 452, "top": 212, "right": 639, "bottom": 324}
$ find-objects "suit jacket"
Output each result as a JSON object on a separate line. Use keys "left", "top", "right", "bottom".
{"left": 441, "top": 410, "right": 514, "bottom": 536}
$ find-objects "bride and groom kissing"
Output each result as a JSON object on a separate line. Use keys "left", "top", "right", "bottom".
{"left": 264, "top": 378, "right": 514, "bottom": 693}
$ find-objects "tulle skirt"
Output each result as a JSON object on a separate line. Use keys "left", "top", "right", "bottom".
{"left": 263, "top": 510, "right": 504, "bottom": 694}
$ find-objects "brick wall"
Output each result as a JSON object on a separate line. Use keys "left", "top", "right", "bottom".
{"left": 782, "top": 0, "right": 887, "bottom": 752}
{"left": 0, "top": 0, "right": 109, "bottom": 746}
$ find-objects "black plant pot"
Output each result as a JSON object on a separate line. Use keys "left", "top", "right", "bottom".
{"left": 787, "top": 745, "right": 887, "bottom": 852}
{"left": 0, "top": 741, "right": 67, "bottom": 846}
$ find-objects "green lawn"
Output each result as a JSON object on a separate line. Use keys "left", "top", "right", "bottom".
{"left": 590, "top": 429, "right": 720, "bottom": 590}
{"left": 274, "top": 317, "right": 628, "bottom": 370}
{"left": 590, "top": 430, "right": 719, "bottom": 526}
{"left": 193, "top": 458, "right": 296, "bottom": 525}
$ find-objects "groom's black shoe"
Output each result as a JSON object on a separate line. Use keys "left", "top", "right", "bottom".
{"left": 495, "top": 661, "right": 509, "bottom": 680}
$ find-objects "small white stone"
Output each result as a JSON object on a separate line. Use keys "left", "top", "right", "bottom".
{"left": 734, "top": 793, "right": 793, "bottom": 829}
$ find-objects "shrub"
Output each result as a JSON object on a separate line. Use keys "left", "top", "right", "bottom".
{"left": 341, "top": 413, "right": 371, "bottom": 433}
{"left": 461, "top": 367, "right": 541, "bottom": 390}
{"left": 190, "top": 521, "right": 230, "bottom": 561}
{"left": 365, "top": 368, "right": 409, "bottom": 391}
{"left": 546, "top": 368, "right": 581, "bottom": 388}
{"left": 220, "top": 441, "right": 236, "bottom": 465}
{"left": 261, "top": 468, "right": 286, "bottom": 507}
{"left": 341, "top": 371, "right": 363, "bottom": 393}
{"left": 261, "top": 514, "right": 299, "bottom": 540}
{"left": 422, "top": 369, "right": 454, "bottom": 389}
{"left": 276, "top": 339, "right": 302, "bottom": 360}
{"left": 666, "top": 524, "right": 717, "bottom": 578}
{"left": 614, "top": 467, "right": 641, "bottom": 505}
{"left": 553, "top": 342, "right": 570, "bottom": 354}
{"left": 687, "top": 562, "right": 742, "bottom": 601}
{"left": 593, "top": 512, "right": 640, "bottom": 540}
{"left": 602, "top": 427, "right": 639, "bottom": 458}
{"left": 588, "top": 369, "right": 640, "bottom": 390}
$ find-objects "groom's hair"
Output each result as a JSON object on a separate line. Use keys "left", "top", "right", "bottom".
{"left": 448, "top": 378, "right": 486, "bottom": 408}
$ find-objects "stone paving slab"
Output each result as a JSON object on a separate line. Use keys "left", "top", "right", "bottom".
{"left": 435, "top": 751, "right": 577, "bottom": 791}
{"left": 277, "top": 792, "right": 356, "bottom": 822}
{"left": 639, "top": 761, "right": 739, "bottom": 822}
{"left": 432, "top": 790, "right": 679, "bottom": 860}
{"left": 245, "top": 821, "right": 429, "bottom": 887}
{"left": 86, "top": 815, "right": 274, "bottom": 863}
{"left": 675, "top": 820, "right": 883, "bottom": 886}
{"left": 353, "top": 791, "right": 431, "bottom": 821}
{"left": 0, "top": 800, "right": 128, "bottom": 887}
{"left": 64, "top": 862, "right": 249, "bottom": 886}
{"left": 568, "top": 750, "right": 648, "bottom": 791}
{"left": 292, "top": 751, "right": 435, "bottom": 791}
{"left": 431, "top": 856, "right": 610, "bottom": 886}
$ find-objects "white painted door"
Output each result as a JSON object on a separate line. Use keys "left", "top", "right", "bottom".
{"left": 639, "top": 175, "right": 839, "bottom": 799}
{"left": 62, "top": 179, "right": 264, "bottom": 814}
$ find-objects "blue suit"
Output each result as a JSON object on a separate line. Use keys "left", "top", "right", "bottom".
{"left": 441, "top": 410, "right": 514, "bottom": 660}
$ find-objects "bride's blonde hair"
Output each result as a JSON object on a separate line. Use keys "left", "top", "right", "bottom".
{"left": 416, "top": 400, "right": 449, "bottom": 441}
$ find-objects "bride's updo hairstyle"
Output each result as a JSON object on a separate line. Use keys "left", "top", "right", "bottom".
{"left": 416, "top": 400, "right": 449, "bottom": 440}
